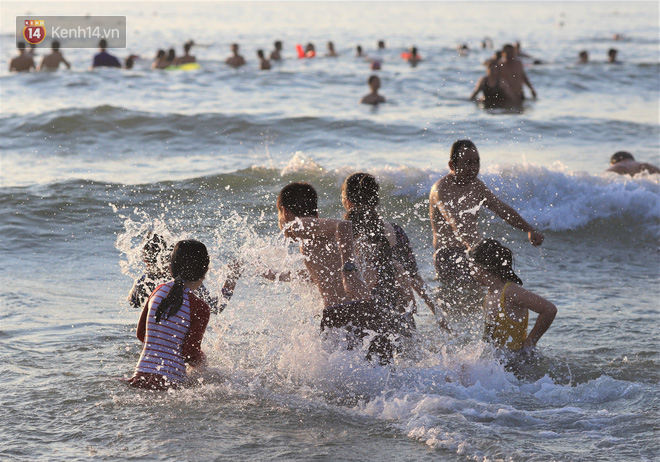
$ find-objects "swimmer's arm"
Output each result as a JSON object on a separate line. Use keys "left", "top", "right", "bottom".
{"left": 262, "top": 268, "right": 309, "bottom": 282}
{"left": 641, "top": 163, "right": 660, "bottom": 174}
{"left": 136, "top": 302, "right": 148, "bottom": 342}
{"left": 62, "top": 56, "right": 71, "bottom": 70}
{"left": 523, "top": 71, "right": 537, "bottom": 98}
{"left": 182, "top": 298, "right": 211, "bottom": 367}
{"left": 508, "top": 285, "right": 556, "bottom": 349}
{"left": 480, "top": 182, "right": 544, "bottom": 246}
{"left": 469, "top": 77, "right": 485, "bottom": 100}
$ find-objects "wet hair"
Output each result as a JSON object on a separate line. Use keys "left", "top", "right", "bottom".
{"left": 52, "top": 41, "right": 60, "bottom": 51}
{"left": 154, "top": 240, "right": 210, "bottom": 323}
{"left": 410, "top": 47, "right": 418, "bottom": 56}
{"left": 342, "top": 173, "right": 398, "bottom": 308}
{"left": 368, "top": 75, "right": 380, "bottom": 86}
{"left": 327, "top": 41, "right": 335, "bottom": 50}
{"left": 356, "top": 45, "right": 363, "bottom": 55}
{"left": 610, "top": 151, "right": 634, "bottom": 164}
{"left": 450, "top": 139, "right": 478, "bottom": 164}
{"left": 377, "top": 40, "right": 385, "bottom": 49}
{"left": 502, "top": 43, "right": 515, "bottom": 55}
{"left": 99, "top": 39, "right": 107, "bottom": 49}
{"left": 608, "top": 48, "right": 617, "bottom": 56}
{"left": 156, "top": 49, "right": 165, "bottom": 59}
{"left": 470, "top": 239, "right": 523, "bottom": 285}
{"left": 274, "top": 40, "right": 282, "bottom": 49}
{"left": 277, "top": 182, "right": 318, "bottom": 217}
{"left": 167, "top": 49, "right": 176, "bottom": 62}
{"left": 257, "top": 49, "right": 265, "bottom": 59}
{"left": 142, "top": 233, "right": 168, "bottom": 267}
{"left": 17, "top": 42, "right": 25, "bottom": 50}
{"left": 184, "top": 42, "right": 192, "bottom": 53}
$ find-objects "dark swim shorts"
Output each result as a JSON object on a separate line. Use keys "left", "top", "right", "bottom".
{"left": 321, "top": 299, "right": 394, "bottom": 365}
{"left": 434, "top": 246, "right": 473, "bottom": 285}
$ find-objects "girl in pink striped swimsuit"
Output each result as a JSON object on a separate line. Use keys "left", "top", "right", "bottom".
{"left": 127, "top": 240, "right": 212, "bottom": 390}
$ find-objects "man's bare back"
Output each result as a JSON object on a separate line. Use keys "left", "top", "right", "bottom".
{"left": 498, "top": 44, "right": 536, "bottom": 103}
{"left": 40, "top": 50, "right": 70, "bottom": 71}
{"left": 9, "top": 52, "right": 35, "bottom": 72}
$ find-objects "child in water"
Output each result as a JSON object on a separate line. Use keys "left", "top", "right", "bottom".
{"left": 470, "top": 239, "right": 556, "bottom": 356}
{"left": 127, "top": 240, "right": 212, "bottom": 390}
{"left": 128, "top": 233, "right": 220, "bottom": 313}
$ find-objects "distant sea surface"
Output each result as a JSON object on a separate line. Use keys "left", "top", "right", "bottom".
{"left": 1, "top": 2, "right": 659, "bottom": 461}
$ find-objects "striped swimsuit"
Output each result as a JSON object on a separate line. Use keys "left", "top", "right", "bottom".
{"left": 133, "top": 281, "right": 209, "bottom": 384}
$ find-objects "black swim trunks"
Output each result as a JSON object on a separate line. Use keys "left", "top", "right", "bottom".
{"left": 321, "top": 299, "right": 394, "bottom": 365}
{"left": 434, "top": 246, "right": 473, "bottom": 285}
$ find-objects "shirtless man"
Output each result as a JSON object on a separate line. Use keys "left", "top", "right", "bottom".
{"left": 257, "top": 50, "right": 271, "bottom": 70}
{"left": 429, "top": 140, "right": 544, "bottom": 305}
{"left": 9, "top": 43, "right": 35, "bottom": 72}
{"left": 326, "top": 41, "right": 339, "bottom": 57}
{"left": 498, "top": 44, "right": 537, "bottom": 104}
{"left": 39, "top": 41, "right": 71, "bottom": 71}
{"left": 270, "top": 41, "right": 282, "bottom": 61}
{"left": 360, "top": 75, "right": 386, "bottom": 105}
{"left": 271, "top": 182, "right": 393, "bottom": 363}
{"left": 225, "top": 43, "right": 246, "bottom": 68}
{"left": 606, "top": 151, "right": 660, "bottom": 176}
{"left": 176, "top": 42, "right": 196, "bottom": 64}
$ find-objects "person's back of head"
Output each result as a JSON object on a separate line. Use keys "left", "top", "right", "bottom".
{"left": 275, "top": 40, "right": 282, "bottom": 50}
{"left": 502, "top": 44, "right": 515, "bottom": 59}
{"left": 17, "top": 42, "right": 26, "bottom": 52}
{"left": 184, "top": 42, "right": 192, "bottom": 53}
{"left": 154, "top": 239, "right": 210, "bottom": 323}
{"left": 410, "top": 47, "right": 418, "bottom": 57}
{"left": 356, "top": 45, "right": 363, "bottom": 55}
{"left": 343, "top": 172, "right": 380, "bottom": 209}
{"left": 278, "top": 182, "right": 318, "bottom": 217}
{"left": 257, "top": 49, "right": 265, "bottom": 59}
{"left": 156, "top": 49, "right": 165, "bottom": 59}
{"left": 470, "top": 238, "right": 523, "bottom": 285}
{"left": 579, "top": 50, "right": 588, "bottom": 62}
{"left": 367, "top": 74, "right": 380, "bottom": 90}
{"left": 231, "top": 43, "right": 239, "bottom": 54}
{"left": 610, "top": 151, "right": 634, "bottom": 164}
{"left": 378, "top": 40, "right": 385, "bottom": 49}
{"left": 52, "top": 41, "right": 60, "bottom": 52}
{"left": 99, "top": 39, "right": 107, "bottom": 50}
{"left": 608, "top": 48, "right": 618, "bottom": 61}
{"left": 167, "top": 48, "right": 175, "bottom": 62}
{"left": 450, "top": 139, "right": 478, "bottom": 164}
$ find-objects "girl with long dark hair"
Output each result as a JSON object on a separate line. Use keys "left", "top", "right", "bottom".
{"left": 127, "top": 239, "right": 212, "bottom": 390}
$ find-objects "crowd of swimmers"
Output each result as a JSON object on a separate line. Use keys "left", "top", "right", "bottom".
{"left": 10, "top": 36, "right": 631, "bottom": 109}
{"left": 124, "top": 139, "right": 564, "bottom": 390}
{"left": 124, "top": 137, "right": 657, "bottom": 390}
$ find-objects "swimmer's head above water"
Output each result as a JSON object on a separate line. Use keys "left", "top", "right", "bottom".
{"left": 610, "top": 151, "right": 634, "bottom": 164}
{"left": 469, "top": 238, "right": 523, "bottom": 285}
{"left": 449, "top": 139, "right": 480, "bottom": 185}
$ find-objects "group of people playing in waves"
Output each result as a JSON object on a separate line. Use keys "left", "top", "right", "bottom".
{"left": 125, "top": 140, "right": 561, "bottom": 391}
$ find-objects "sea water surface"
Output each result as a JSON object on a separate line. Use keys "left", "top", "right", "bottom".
{"left": 1, "top": 2, "right": 659, "bottom": 461}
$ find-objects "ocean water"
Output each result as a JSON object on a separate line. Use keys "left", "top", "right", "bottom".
{"left": 1, "top": 1, "right": 659, "bottom": 461}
